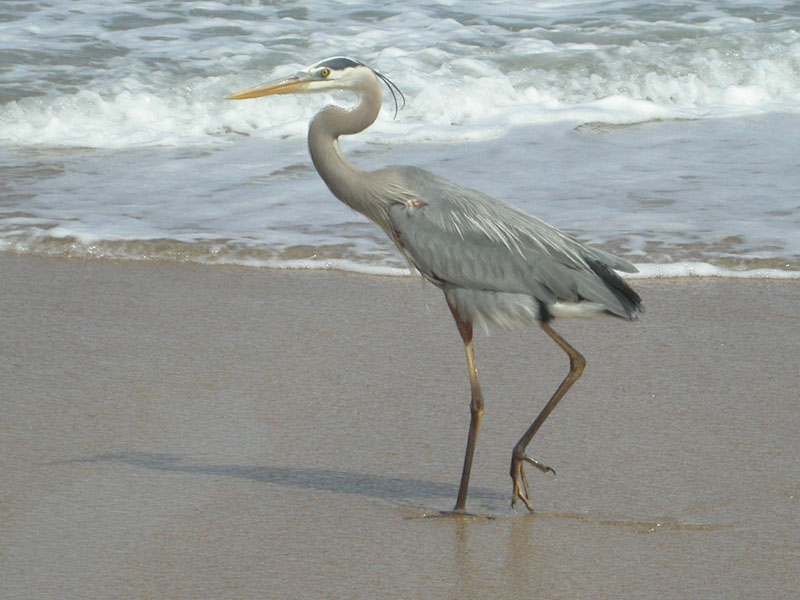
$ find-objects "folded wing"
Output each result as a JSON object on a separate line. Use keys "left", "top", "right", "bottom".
{"left": 384, "top": 167, "right": 642, "bottom": 320}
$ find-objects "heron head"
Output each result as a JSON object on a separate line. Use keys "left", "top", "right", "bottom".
{"left": 229, "top": 56, "right": 405, "bottom": 115}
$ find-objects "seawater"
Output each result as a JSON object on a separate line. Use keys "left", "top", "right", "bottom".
{"left": 1, "top": 0, "right": 799, "bottom": 277}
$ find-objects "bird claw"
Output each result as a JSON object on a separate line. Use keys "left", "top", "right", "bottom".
{"left": 510, "top": 453, "right": 555, "bottom": 512}
{"left": 524, "top": 455, "right": 556, "bottom": 476}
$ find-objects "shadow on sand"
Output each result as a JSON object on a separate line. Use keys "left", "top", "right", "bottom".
{"left": 51, "top": 452, "right": 508, "bottom": 505}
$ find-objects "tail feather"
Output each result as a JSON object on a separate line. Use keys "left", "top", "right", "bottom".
{"left": 586, "top": 258, "right": 644, "bottom": 319}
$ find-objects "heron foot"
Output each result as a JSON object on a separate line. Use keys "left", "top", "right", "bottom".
{"left": 432, "top": 509, "right": 495, "bottom": 520}
{"left": 510, "top": 452, "right": 556, "bottom": 512}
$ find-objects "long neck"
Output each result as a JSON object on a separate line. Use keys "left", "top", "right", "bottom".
{"left": 307, "top": 73, "right": 390, "bottom": 229}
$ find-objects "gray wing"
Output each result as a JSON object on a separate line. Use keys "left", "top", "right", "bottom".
{"left": 383, "top": 166, "right": 641, "bottom": 319}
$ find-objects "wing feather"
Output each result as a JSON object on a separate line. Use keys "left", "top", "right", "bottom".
{"left": 383, "top": 166, "right": 641, "bottom": 319}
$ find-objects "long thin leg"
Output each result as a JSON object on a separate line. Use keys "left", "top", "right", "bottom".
{"left": 511, "top": 322, "right": 586, "bottom": 512}
{"left": 446, "top": 299, "right": 484, "bottom": 513}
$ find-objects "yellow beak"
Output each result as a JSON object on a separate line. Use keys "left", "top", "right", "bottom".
{"left": 228, "top": 74, "right": 310, "bottom": 100}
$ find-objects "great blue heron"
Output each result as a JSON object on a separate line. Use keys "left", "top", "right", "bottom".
{"left": 230, "top": 57, "right": 643, "bottom": 514}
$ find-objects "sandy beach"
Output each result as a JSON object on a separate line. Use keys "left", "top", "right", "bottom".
{"left": 1, "top": 254, "right": 798, "bottom": 599}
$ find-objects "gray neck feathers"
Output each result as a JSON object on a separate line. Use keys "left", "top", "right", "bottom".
{"left": 307, "top": 71, "right": 392, "bottom": 231}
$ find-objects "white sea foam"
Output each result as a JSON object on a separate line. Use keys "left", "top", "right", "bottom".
{"left": 3, "top": 54, "right": 799, "bottom": 148}
{"left": 631, "top": 263, "right": 800, "bottom": 280}
{"left": 2, "top": 2, "right": 800, "bottom": 147}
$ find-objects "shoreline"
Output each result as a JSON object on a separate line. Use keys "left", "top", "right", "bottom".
{"left": 1, "top": 248, "right": 798, "bottom": 280}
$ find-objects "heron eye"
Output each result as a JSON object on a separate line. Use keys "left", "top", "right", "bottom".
{"left": 320, "top": 68, "right": 331, "bottom": 78}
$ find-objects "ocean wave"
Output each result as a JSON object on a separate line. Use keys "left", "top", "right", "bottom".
{"left": 2, "top": 51, "right": 799, "bottom": 149}
{"left": 2, "top": 1, "right": 800, "bottom": 148}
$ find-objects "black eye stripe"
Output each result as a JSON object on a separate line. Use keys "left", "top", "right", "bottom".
{"left": 313, "top": 57, "right": 363, "bottom": 71}
{"left": 308, "top": 57, "right": 406, "bottom": 119}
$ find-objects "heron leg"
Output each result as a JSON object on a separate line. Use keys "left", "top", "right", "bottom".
{"left": 511, "top": 322, "right": 586, "bottom": 512}
{"left": 446, "top": 299, "right": 484, "bottom": 514}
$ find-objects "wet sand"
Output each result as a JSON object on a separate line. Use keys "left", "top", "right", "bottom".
{"left": 1, "top": 254, "right": 798, "bottom": 599}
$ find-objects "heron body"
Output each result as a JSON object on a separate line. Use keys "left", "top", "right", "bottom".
{"left": 231, "top": 57, "right": 643, "bottom": 513}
